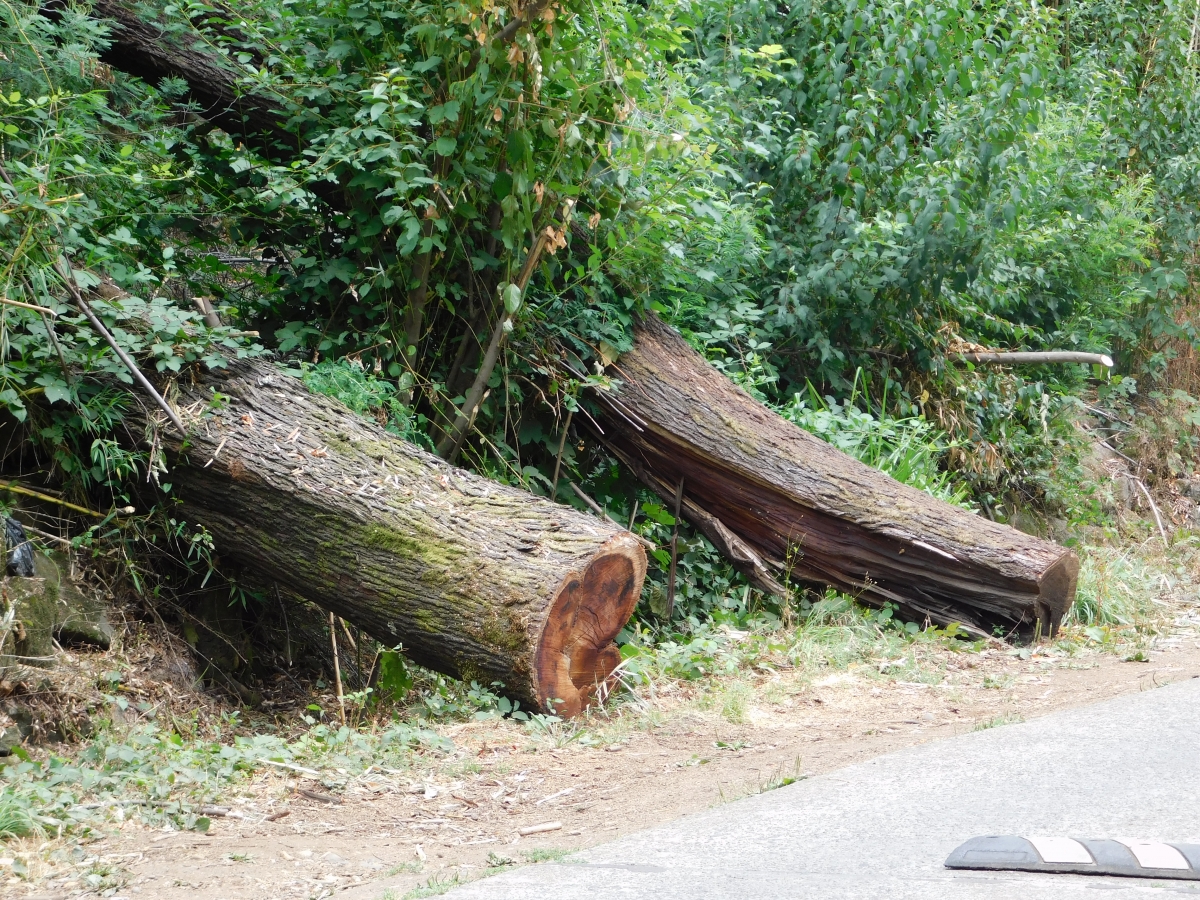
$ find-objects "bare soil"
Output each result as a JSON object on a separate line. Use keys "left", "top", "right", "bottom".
{"left": 12, "top": 635, "right": 1200, "bottom": 900}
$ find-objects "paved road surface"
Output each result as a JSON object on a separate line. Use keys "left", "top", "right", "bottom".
{"left": 446, "top": 675, "right": 1200, "bottom": 899}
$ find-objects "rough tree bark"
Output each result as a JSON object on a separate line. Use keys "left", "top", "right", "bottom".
{"left": 139, "top": 358, "right": 646, "bottom": 716}
{"left": 591, "top": 315, "right": 1079, "bottom": 639}
{"left": 48, "top": 0, "right": 298, "bottom": 159}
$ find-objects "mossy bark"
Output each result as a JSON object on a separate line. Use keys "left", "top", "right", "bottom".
{"left": 142, "top": 359, "right": 646, "bottom": 716}
{"left": 1, "top": 553, "right": 112, "bottom": 675}
{"left": 593, "top": 315, "right": 1078, "bottom": 639}
{"left": 1, "top": 577, "right": 56, "bottom": 669}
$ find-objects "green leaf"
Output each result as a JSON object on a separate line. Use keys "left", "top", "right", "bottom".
{"left": 435, "top": 135, "right": 456, "bottom": 156}
{"left": 377, "top": 650, "right": 413, "bottom": 699}
{"left": 492, "top": 171, "right": 514, "bottom": 200}
{"left": 501, "top": 282, "right": 523, "bottom": 316}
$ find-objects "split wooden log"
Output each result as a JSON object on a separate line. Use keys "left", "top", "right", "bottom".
{"left": 591, "top": 315, "right": 1079, "bottom": 639}
{"left": 139, "top": 358, "right": 646, "bottom": 716}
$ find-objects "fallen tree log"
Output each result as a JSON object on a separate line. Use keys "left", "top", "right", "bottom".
{"left": 44, "top": 0, "right": 295, "bottom": 158}
{"left": 140, "top": 358, "right": 646, "bottom": 716}
{"left": 591, "top": 315, "right": 1078, "bottom": 639}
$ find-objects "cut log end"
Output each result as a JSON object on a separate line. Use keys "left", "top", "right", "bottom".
{"left": 1036, "top": 551, "right": 1081, "bottom": 636}
{"left": 534, "top": 534, "right": 647, "bottom": 717}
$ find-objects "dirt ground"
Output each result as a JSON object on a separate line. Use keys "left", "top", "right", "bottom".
{"left": 11, "top": 630, "right": 1200, "bottom": 900}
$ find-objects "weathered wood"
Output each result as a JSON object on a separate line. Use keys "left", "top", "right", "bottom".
{"left": 592, "top": 315, "right": 1079, "bottom": 639}
{"left": 142, "top": 358, "right": 646, "bottom": 716}
{"left": 960, "top": 351, "right": 1114, "bottom": 368}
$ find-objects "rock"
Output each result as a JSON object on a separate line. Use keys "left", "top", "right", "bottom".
{"left": 1, "top": 550, "right": 112, "bottom": 672}
{"left": 1, "top": 577, "right": 57, "bottom": 667}
{"left": 33, "top": 554, "right": 113, "bottom": 650}
{"left": 0, "top": 724, "right": 22, "bottom": 755}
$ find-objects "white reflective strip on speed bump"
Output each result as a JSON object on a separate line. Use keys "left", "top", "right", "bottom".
{"left": 1122, "top": 842, "right": 1191, "bottom": 870}
{"left": 1028, "top": 837, "right": 1094, "bottom": 865}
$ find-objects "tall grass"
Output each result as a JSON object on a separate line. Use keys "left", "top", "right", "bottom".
{"left": 0, "top": 793, "right": 42, "bottom": 841}
{"left": 1066, "top": 546, "right": 1165, "bottom": 627}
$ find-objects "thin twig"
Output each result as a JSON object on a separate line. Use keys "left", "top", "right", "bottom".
{"left": 256, "top": 758, "right": 320, "bottom": 777}
{"left": 1097, "top": 439, "right": 1138, "bottom": 467}
{"left": 437, "top": 213, "right": 571, "bottom": 460}
{"left": 0, "top": 296, "right": 56, "bottom": 315}
{"left": 19, "top": 522, "right": 76, "bottom": 546}
{"left": 568, "top": 482, "right": 655, "bottom": 549}
{"left": 1081, "top": 403, "right": 1134, "bottom": 429}
{"left": 329, "top": 611, "right": 346, "bottom": 725}
{"left": 338, "top": 616, "right": 357, "bottom": 651}
{"left": 550, "top": 409, "right": 574, "bottom": 499}
{"left": 665, "top": 476, "right": 684, "bottom": 621}
{"left": 52, "top": 256, "right": 187, "bottom": 437}
{"left": 0, "top": 480, "right": 126, "bottom": 519}
{"left": 1132, "top": 477, "right": 1169, "bottom": 546}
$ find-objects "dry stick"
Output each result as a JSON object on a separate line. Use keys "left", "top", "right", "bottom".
{"left": 1132, "top": 477, "right": 1169, "bottom": 546}
{"left": 0, "top": 296, "right": 57, "bottom": 315}
{"left": 959, "top": 350, "right": 1114, "bottom": 367}
{"left": 0, "top": 480, "right": 122, "bottom": 519}
{"left": 437, "top": 230, "right": 552, "bottom": 460}
{"left": 329, "top": 611, "right": 346, "bottom": 725}
{"left": 192, "top": 296, "right": 222, "bottom": 328}
{"left": 256, "top": 758, "right": 319, "bottom": 777}
{"left": 1098, "top": 438, "right": 1138, "bottom": 468}
{"left": 568, "top": 482, "right": 655, "bottom": 550}
{"left": 39, "top": 310, "right": 73, "bottom": 386}
{"left": 52, "top": 257, "right": 187, "bottom": 437}
{"left": 20, "top": 522, "right": 75, "bottom": 546}
{"left": 339, "top": 617, "right": 357, "bottom": 651}
{"left": 664, "top": 477, "right": 684, "bottom": 621}
{"left": 549, "top": 409, "right": 574, "bottom": 499}
{"left": 1082, "top": 403, "right": 1134, "bottom": 429}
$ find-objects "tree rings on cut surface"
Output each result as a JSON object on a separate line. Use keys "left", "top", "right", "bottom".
{"left": 535, "top": 534, "right": 647, "bottom": 717}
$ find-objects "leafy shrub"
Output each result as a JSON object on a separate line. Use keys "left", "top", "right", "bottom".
{"left": 779, "top": 378, "right": 971, "bottom": 507}
{"left": 300, "top": 359, "right": 429, "bottom": 448}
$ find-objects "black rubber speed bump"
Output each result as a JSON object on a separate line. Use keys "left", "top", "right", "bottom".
{"left": 946, "top": 836, "right": 1200, "bottom": 880}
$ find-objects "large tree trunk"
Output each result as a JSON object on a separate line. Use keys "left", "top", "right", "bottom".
{"left": 145, "top": 358, "right": 646, "bottom": 716}
{"left": 592, "top": 315, "right": 1078, "bottom": 639}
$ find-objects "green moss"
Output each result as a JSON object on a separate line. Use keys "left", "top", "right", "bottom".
{"left": 413, "top": 607, "right": 447, "bottom": 636}
{"left": 1, "top": 577, "right": 57, "bottom": 668}
{"left": 478, "top": 610, "right": 526, "bottom": 653}
{"left": 358, "top": 523, "right": 459, "bottom": 572}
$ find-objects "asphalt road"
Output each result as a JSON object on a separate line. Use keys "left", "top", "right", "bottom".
{"left": 446, "top": 674, "right": 1200, "bottom": 899}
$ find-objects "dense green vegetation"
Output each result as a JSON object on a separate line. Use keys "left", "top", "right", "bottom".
{"left": 2, "top": 0, "right": 1199, "bottom": 637}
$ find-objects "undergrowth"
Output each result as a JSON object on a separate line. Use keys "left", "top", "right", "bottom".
{"left": 0, "top": 716, "right": 448, "bottom": 838}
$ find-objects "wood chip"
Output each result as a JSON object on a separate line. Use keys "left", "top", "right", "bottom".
{"left": 535, "top": 788, "right": 575, "bottom": 806}
{"left": 294, "top": 788, "right": 342, "bottom": 804}
{"left": 203, "top": 436, "right": 228, "bottom": 468}
{"left": 519, "top": 821, "right": 563, "bottom": 836}
{"left": 256, "top": 758, "right": 320, "bottom": 777}
{"left": 195, "top": 806, "right": 245, "bottom": 819}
